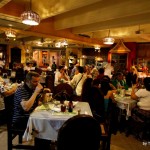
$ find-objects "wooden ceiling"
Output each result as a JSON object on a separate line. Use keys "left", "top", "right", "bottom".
{"left": 0, "top": 0, "right": 150, "bottom": 48}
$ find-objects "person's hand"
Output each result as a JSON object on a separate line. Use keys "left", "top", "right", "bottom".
{"left": 11, "top": 83, "right": 18, "bottom": 91}
{"left": 34, "top": 83, "right": 43, "bottom": 94}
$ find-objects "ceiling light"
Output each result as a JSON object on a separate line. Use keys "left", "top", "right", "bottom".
{"left": 21, "top": 0, "right": 40, "bottom": 26}
{"left": 94, "top": 45, "right": 101, "bottom": 52}
{"left": 5, "top": 28, "right": 16, "bottom": 38}
{"left": 55, "top": 42, "right": 61, "bottom": 48}
{"left": 103, "top": 30, "right": 115, "bottom": 45}
{"left": 62, "top": 40, "right": 68, "bottom": 46}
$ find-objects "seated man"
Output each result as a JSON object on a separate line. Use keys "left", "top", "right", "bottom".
{"left": 70, "top": 66, "right": 87, "bottom": 97}
{"left": 12, "top": 71, "right": 43, "bottom": 130}
{"left": 12, "top": 71, "right": 51, "bottom": 150}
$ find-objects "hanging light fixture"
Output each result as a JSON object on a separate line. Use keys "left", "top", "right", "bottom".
{"left": 21, "top": 0, "right": 40, "bottom": 26}
{"left": 94, "top": 45, "right": 101, "bottom": 52}
{"left": 61, "top": 40, "right": 68, "bottom": 47}
{"left": 5, "top": 28, "right": 16, "bottom": 38}
{"left": 103, "top": 30, "right": 115, "bottom": 45}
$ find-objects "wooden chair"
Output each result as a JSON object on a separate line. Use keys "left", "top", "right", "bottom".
{"left": 4, "top": 94, "right": 35, "bottom": 150}
{"left": 57, "top": 114, "right": 101, "bottom": 150}
{"left": 92, "top": 99, "right": 115, "bottom": 150}
{"left": 54, "top": 83, "right": 73, "bottom": 101}
{"left": 126, "top": 108, "right": 150, "bottom": 142}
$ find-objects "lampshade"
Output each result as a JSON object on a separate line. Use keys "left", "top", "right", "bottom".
{"left": 21, "top": 10, "right": 40, "bottom": 26}
{"left": 21, "top": 0, "right": 40, "bottom": 26}
{"left": 103, "top": 37, "right": 115, "bottom": 45}
{"left": 103, "top": 30, "right": 115, "bottom": 45}
{"left": 94, "top": 45, "right": 101, "bottom": 52}
{"left": 5, "top": 28, "right": 16, "bottom": 38}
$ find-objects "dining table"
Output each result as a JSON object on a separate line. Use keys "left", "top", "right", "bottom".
{"left": 23, "top": 101, "right": 92, "bottom": 141}
{"left": 114, "top": 88, "right": 137, "bottom": 120}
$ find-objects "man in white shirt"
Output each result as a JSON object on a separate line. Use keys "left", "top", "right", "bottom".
{"left": 104, "top": 62, "right": 114, "bottom": 78}
{"left": 70, "top": 66, "right": 87, "bottom": 96}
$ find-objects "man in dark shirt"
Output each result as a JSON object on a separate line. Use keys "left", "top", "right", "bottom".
{"left": 12, "top": 71, "right": 43, "bottom": 129}
{"left": 13, "top": 71, "right": 51, "bottom": 150}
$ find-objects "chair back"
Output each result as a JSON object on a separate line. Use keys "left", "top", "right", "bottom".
{"left": 4, "top": 94, "right": 35, "bottom": 149}
{"left": 4, "top": 94, "right": 15, "bottom": 129}
{"left": 54, "top": 83, "right": 73, "bottom": 100}
{"left": 57, "top": 114, "right": 101, "bottom": 150}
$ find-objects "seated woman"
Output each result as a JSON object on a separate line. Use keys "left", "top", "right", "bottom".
{"left": 100, "top": 78, "right": 117, "bottom": 112}
{"left": 89, "top": 79, "right": 105, "bottom": 121}
{"left": 131, "top": 77, "right": 150, "bottom": 140}
{"left": 54, "top": 65, "right": 70, "bottom": 86}
{"left": 81, "top": 78, "right": 93, "bottom": 102}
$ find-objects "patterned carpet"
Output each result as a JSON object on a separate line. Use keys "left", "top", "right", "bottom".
{"left": 0, "top": 124, "right": 149, "bottom": 150}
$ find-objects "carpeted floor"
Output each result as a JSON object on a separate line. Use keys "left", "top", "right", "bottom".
{"left": 0, "top": 124, "right": 149, "bottom": 150}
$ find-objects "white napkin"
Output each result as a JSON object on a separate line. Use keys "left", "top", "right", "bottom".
{"left": 51, "top": 106, "right": 61, "bottom": 112}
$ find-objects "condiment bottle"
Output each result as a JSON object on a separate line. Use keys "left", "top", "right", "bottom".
{"left": 68, "top": 101, "right": 73, "bottom": 112}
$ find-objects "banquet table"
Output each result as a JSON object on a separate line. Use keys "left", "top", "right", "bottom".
{"left": 23, "top": 101, "right": 92, "bottom": 141}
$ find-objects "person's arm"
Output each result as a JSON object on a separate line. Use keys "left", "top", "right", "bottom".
{"left": 109, "top": 83, "right": 116, "bottom": 90}
{"left": 2, "top": 83, "right": 18, "bottom": 97}
{"left": 131, "top": 84, "right": 139, "bottom": 100}
{"left": 54, "top": 72, "right": 59, "bottom": 85}
{"left": 21, "top": 83, "right": 43, "bottom": 111}
{"left": 108, "top": 91, "right": 116, "bottom": 102}
{"left": 62, "top": 72, "right": 69, "bottom": 81}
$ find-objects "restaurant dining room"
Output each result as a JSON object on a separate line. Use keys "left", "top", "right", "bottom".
{"left": 0, "top": 0, "right": 150, "bottom": 150}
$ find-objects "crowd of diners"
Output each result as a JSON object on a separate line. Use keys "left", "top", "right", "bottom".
{"left": 0, "top": 61, "right": 150, "bottom": 149}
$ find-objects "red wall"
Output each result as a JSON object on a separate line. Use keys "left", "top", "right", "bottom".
{"left": 124, "top": 42, "right": 137, "bottom": 70}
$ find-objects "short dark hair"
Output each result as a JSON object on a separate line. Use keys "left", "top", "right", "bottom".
{"left": 76, "top": 66, "right": 84, "bottom": 73}
{"left": 26, "top": 71, "right": 40, "bottom": 81}
{"left": 144, "top": 77, "right": 150, "bottom": 91}
{"left": 58, "top": 65, "right": 64, "bottom": 71}
{"left": 98, "top": 68, "right": 104, "bottom": 74}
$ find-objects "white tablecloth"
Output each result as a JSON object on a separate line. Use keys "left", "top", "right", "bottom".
{"left": 23, "top": 101, "right": 92, "bottom": 141}
{"left": 115, "top": 95, "right": 137, "bottom": 119}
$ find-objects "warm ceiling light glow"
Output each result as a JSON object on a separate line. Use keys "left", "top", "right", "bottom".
{"left": 55, "top": 42, "right": 61, "bottom": 48}
{"left": 94, "top": 45, "right": 101, "bottom": 52}
{"left": 103, "top": 30, "right": 115, "bottom": 45}
{"left": 94, "top": 45, "right": 100, "bottom": 50}
{"left": 62, "top": 40, "right": 68, "bottom": 46}
{"left": 5, "top": 28, "right": 16, "bottom": 38}
{"left": 21, "top": 11, "right": 40, "bottom": 25}
{"left": 21, "top": 0, "right": 40, "bottom": 26}
{"left": 103, "top": 37, "right": 115, "bottom": 45}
